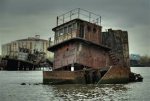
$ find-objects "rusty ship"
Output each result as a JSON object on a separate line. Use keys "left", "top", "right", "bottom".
{"left": 43, "top": 8, "right": 143, "bottom": 84}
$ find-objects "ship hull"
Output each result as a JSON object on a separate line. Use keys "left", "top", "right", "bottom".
{"left": 2, "top": 58, "right": 36, "bottom": 71}
{"left": 43, "top": 66, "right": 131, "bottom": 84}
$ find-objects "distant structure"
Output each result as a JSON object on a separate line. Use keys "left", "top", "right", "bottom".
{"left": 130, "top": 54, "right": 141, "bottom": 67}
{"left": 0, "top": 55, "right": 2, "bottom": 70}
{"left": 42, "top": 8, "right": 141, "bottom": 85}
{"left": 1, "top": 35, "right": 51, "bottom": 59}
{"left": 1, "top": 35, "right": 52, "bottom": 70}
{"left": 130, "top": 54, "right": 141, "bottom": 61}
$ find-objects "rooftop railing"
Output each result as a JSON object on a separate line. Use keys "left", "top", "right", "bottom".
{"left": 56, "top": 8, "right": 101, "bottom": 26}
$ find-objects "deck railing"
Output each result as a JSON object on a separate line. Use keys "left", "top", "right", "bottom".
{"left": 56, "top": 8, "right": 101, "bottom": 26}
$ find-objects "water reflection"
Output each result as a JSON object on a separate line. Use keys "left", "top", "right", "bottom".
{"left": 50, "top": 84, "right": 128, "bottom": 101}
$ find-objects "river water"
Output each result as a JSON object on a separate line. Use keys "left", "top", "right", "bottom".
{"left": 0, "top": 67, "right": 149, "bottom": 101}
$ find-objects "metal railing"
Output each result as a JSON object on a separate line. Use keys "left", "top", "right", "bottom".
{"left": 56, "top": 8, "right": 101, "bottom": 26}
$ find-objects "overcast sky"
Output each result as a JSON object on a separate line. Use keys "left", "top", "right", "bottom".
{"left": 0, "top": 0, "right": 150, "bottom": 56}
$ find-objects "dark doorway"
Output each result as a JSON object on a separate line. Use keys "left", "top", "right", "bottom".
{"left": 79, "top": 24, "right": 84, "bottom": 38}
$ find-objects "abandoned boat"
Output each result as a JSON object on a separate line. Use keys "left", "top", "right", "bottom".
{"left": 43, "top": 8, "right": 143, "bottom": 84}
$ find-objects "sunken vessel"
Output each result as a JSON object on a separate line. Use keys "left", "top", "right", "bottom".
{"left": 43, "top": 8, "right": 143, "bottom": 84}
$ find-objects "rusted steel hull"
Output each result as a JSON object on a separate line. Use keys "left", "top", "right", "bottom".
{"left": 43, "top": 66, "right": 131, "bottom": 84}
{"left": 98, "top": 66, "right": 130, "bottom": 84}
{"left": 43, "top": 71, "right": 86, "bottom": 84}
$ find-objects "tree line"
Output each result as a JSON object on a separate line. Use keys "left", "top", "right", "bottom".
{"left": 139, "top": 55, "right": 150, "bottom": 67}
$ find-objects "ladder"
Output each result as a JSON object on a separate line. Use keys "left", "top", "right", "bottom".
{"left": 108, "top": 51, "right": 119, "bottom": 65}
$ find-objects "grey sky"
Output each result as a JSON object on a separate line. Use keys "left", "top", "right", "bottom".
{"left": 0, "top": 0, "right": 150, "bottom": 56}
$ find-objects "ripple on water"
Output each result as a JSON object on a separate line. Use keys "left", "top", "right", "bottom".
{"left": 49, "top": 84, "right": 129, "bottom": 101}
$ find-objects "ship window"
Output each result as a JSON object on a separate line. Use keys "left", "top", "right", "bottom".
{"left": 79, "top": 24, "right": 84, "bottom": 38}
{"left": 55, "top": 30, "right": 59, "bottom": 37}
{"left": 59, "top": 28, "right": 63, "bottom": 35}
{"left": 68, "top": 25, "right": 72, "bottom": 33}
{"left": 64, "top": 27, "right": 68, "bottom": 34}
{"left": 73, "top": 23, "right": 77, "bottom": 30}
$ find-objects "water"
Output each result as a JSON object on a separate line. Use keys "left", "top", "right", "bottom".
{"left": 0, "top": 67, "right": 149, "bottom": 101}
